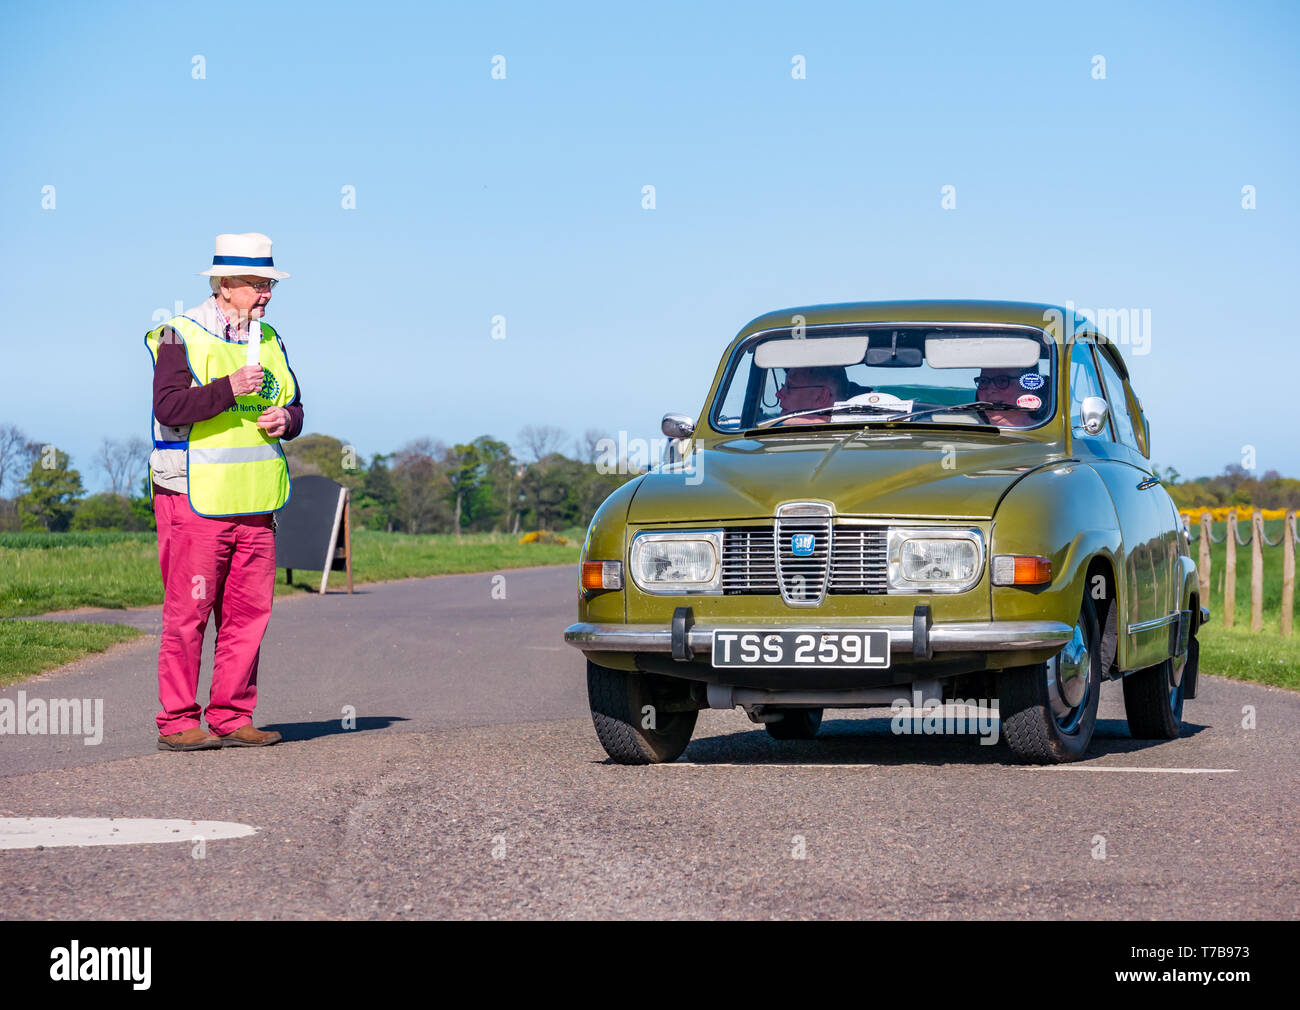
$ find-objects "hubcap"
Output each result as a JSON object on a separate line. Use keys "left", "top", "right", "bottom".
{"left": 1047, "top": 619, "right": 1090, "bottom": 729}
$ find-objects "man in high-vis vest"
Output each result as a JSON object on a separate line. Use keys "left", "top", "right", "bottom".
{"left": 145, "top": 233, "right": 303, "bottom": 751}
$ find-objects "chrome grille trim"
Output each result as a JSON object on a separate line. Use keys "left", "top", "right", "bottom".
{"left": 829, "top": 528, "right": 889, "bottom": 591}
{"left": 722, "top": 523, "right": 890, "bottom": 596}
{"left": 774, "top": 502, "right": 833, "bottom": 607}
{"left": 721, "top": 528, "right": 778, "bottom": 593}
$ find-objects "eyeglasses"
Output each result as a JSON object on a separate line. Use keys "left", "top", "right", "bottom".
{"left": 231, "top": 277, "right": 277, "bottom": 292}
{"left": 974, "top": 375, "right": 1017, "bottom": 390}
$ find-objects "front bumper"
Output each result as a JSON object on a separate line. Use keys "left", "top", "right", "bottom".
{"left": 564, "top": 618, "right": 1074, "bottom": 658}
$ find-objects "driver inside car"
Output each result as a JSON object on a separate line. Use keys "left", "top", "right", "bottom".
{"left": 773, "top": 366, "right": 851, "bottom": 425}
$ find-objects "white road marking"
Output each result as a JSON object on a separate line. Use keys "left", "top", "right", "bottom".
{"left": 0, "top": 817, "right": 258, "bottom": 850}
{"left": 657, "top": 763, "right": 879, "bottom": 769}
{"left": 1021, "top": 766, "right": 1237, "bottom": 774}
{"left": 654, "top": 764, "right": 1237, "bottom": 773}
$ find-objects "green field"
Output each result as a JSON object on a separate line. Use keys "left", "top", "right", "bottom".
{"left": 0, "top": 528, "right": 583, "bottom": 619}
{"left": 1193, "top": 519, "right": 1297, "bottom": 624}
{"left": 1190, "top": 519, "right": 1299, "bottom": 689}
{"left": 0, "top": 528, "right": 582, "bottom": 683}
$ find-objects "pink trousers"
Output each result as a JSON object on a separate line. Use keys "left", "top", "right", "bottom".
{"left": 154, "top": 492, "right": 277, "bottom": 736}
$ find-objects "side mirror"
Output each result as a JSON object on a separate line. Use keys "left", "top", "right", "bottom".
{"left": 662, "top": 413, "right": 695, "bottom": 439}
{"left": 1080, "top": 396, "right": 1109, "bottom": 436}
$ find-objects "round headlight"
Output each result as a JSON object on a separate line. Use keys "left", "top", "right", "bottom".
{"left": 631, "top": 538, "right": 718, "bottom": 587}
{"left": 899, "top": 538, "right": 978, "bottom": 583}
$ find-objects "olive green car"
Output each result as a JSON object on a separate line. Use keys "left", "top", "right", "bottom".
{"left": 565, "top": 301, "right": 1207, "bottom": 764}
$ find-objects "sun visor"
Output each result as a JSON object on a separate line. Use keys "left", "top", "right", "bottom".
{"left": 925, "top": 335, "right": 1041, "bottom": 369}
{"left": 754, "top": 335, "right": 868, "bottom": 369}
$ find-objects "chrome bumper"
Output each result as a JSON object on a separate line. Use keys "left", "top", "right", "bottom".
{"left": 563, "top": 620, "right": 1074, "bottom": 657}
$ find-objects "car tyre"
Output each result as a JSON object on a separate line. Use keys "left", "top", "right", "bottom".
{"left": 586, "top": 660, "right": 697, "bottom": 764}
{"left": 1122, "top": 648, "right": 1186, "bottom": 740}
{"left": 998, "top": 594, "right": 1102, "bottom": 764}
{"left": 764, "top": 708, "right": 823, "bottom": 740}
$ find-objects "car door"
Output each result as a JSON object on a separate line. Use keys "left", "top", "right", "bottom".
{"left": 1091, "top": 345, "right": 1179, "bottom": 668}
{"left": 1067, "top": 339, "right": 1166, "bottom": 672}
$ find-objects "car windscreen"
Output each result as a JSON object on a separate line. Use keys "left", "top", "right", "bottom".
{"left": 710, "top": 325, "right": 1056, "bottom": 432}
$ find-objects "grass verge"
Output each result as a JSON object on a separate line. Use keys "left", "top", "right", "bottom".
{"left": 0, "top": 528, "right": 582, "bottom": 619}
{"left": 1198, "top": 622, "right": 1299, "bottom": 691}
{"left": 285, "top": 528, "right": 581, "bottom": 586}
{"left": 0, "top": 621, "right": 144, "bottom": 688}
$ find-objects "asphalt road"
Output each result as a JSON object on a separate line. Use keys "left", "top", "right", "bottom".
{"left": 1, "top": 566, "right": 1297, "bottom": 919}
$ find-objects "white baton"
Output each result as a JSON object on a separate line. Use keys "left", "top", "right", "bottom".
{"left": 245, "top": 318, "right": 261, "bottom": 369}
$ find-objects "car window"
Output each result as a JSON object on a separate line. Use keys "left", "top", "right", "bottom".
{"left": 1094, "top": 349, "right": 1139, "bottom": 450}
{"left": 715, "top": 361, "right": 753, "bottom": 430}
{"left": 710, "top": 326, "right": 1055, "bottom": 431}
{"left": 1068, "top": 342, "right": 1109, "bottom": 439}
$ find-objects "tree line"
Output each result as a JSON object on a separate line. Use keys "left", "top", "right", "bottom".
{"left": 286, "top": 426, "right": 638, "bottom": 534}
{"left": 0, "top": 422, "right": 640, "bottom": 535}
{"left": 1154, "top": 463, "right": 1300, "bottom": 511}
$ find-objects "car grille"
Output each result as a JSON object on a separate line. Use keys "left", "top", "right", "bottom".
{"left": 722, "top": 525, "right": 889, "bottom": 596}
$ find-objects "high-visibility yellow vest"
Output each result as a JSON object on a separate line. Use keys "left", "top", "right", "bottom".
{"left": 144, "top": 316, "right": 296, "bottom": 517}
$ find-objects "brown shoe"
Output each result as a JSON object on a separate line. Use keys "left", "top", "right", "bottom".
{"left": 218, "top": 724, "right": 282, "bottom": 747}
{"left": 158, "top": 728, "right": 223, "bottom": 751}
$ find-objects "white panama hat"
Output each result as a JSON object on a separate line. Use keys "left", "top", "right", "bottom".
{"left": 200, "top": 232, "right": 290, "bottom": 279}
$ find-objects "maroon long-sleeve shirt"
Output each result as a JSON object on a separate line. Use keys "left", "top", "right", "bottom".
{"left": 152, "top": 326, "right": 304, "bottom": 495}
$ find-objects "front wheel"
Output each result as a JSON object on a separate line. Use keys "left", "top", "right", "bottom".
{"left": 586, "top": 661, "right": 698, "bottom": 764}
{"left": 998, "top": 594, "right": 1102, "bottom": 764}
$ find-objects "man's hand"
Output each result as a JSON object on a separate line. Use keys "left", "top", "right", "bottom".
{"left": 229, "top": 365, "right": 264, "bottom": 396}
{"left": 256, "top": 406, "right": 289, "bottom": 438}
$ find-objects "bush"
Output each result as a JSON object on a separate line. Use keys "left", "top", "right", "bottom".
{"left": 519, "top": 530, "right": 570, "bottom": 546}
{"left": 71, "top": 493, "right": 139, "bottom": 531}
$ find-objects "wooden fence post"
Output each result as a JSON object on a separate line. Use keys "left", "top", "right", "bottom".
{"left": 1198, "top": 512, "right": 1211, "bottom": 607}
{"left": 1250, "top": 510, "right": 1263, "bottom": 633}
{"left": 1224, "top": 510, "right": 1237, "bottom": 628}
{"left": 1284, "top": 509, "right": 1295, "bottom": 638}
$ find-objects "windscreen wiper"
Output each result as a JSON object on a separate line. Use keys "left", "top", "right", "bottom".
{"left": 747, "top": 402, "right": 913, "bottom": 432}
{"left": 881, "top": 401, "right": 1018, "bottom": 423}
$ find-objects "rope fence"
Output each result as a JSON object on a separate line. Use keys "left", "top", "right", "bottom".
{"left": 1180, "top": 508, "right": 1297, "bottom": 636}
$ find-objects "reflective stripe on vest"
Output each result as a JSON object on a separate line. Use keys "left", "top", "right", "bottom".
{"left": 145, "top": 316, "right": 296, "bottom": 517}
{"left": 188, "top": 444, "right": 283, "bottom": 464}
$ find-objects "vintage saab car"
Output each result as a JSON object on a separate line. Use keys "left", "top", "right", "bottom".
{"left": 565, "top": 301, "right": 1208, "bottom": 765}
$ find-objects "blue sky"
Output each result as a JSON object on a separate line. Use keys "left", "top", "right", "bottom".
{"left": 2, "top": 0, "right": 1298, "bottom": 493}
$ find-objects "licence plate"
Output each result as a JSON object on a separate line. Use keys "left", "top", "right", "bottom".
{"left": 711, "top": 629, "right": 891, "bottom": 669}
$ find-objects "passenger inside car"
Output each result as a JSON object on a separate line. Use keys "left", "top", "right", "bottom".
{"left": 975, "top": 367, "right": 1044, "bottom": 427}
